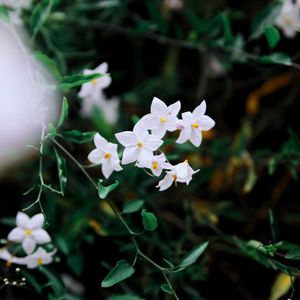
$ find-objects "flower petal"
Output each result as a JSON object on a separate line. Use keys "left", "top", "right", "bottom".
{"left": 16, "top": 212, "right": 30, "bottom": 229}
{"left": 122, "top": 146, "right": 138, "bottom": 164}
{"left": 167, "top": 101, "right": 181, "bottom": 115}
{"left": 94, "top": 133, "right": 108, "bottom": 149}
{"left": 138, "top": 149, "right": 153, "bottom": 166}
{"left": 144, "top": 135, "right": 163, "bottom": 150}
{"left": 139, "top": 114, "right": 159, "bottom": 129}
{"left": 96, "top": 62, "right": 108, "bottom": 74}
{"left": 190, "top": 129, "right": 202, "bottom": 147}
{"left": 32, "top": 229, "right": 51, "bottom": 244}
{"left": 175, "top": 162, "right": 189, "bottom": 178}
{"left": 193, "top": 100, "right": 206, "bottom": 118}
{"left": 111, "top": 157, "right": 123, "bottom": 171}
{"left": 98, "top": 75, "right": 112, "bottom": 89}
{"left": 150, "top": 97, "right": 167, "bottom": 114}
{"left": 115, "top": 131, "right": 136, "bottom": 146}
{"left": 176, "top": 127, "right": 191, "bottom": 144}
{"left": 28, "top": 213, "right": 44, "bottom": 230}
{"left": 22, "top": 238, "right": 36, "bottom": 254}
{"left": 102, "top": 161, "right": 114, "bottom": 179}
{"left": 7, "top": 228, "right": 25, "bottom": 242}
{"left": 157, "top": 173, "right": 174, "bottom": 191}
{"left": 88, "top": 149, "right": 103, "bottom": 164}
{"left": 199, "top": 115, "right": 215, "bottom": 131}
{"left": 151, "top": 127, "right": 166, "bottom": 139}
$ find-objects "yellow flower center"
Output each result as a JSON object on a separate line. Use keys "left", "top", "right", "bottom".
{"left": 91, "top": 79, "right": 97, "bottom": 86}
{"left": 25, "top": 229, "right": 32, "bottom": 236}
{"left": 137, "top": 142, "right": 143, "bottom": 148}
{"left": 152, "top": 161, "right": 158, "bottom": 170}
{"left": 192, "top": 123, "right": 199, "bottom": 129}
{"left": 172, "top": 175, "right": 177, "bottom": 181}
{"left": 104, "top": 153, "right": 111, "bottom": 159}
{"left": 37, "top": 258, "right": 43, "bottom": 266}
{"left": 284, "top": 17, "right": 294, "bottom": 26}
{"left": 160, "top": 117, "right": 167, "bottom": 124}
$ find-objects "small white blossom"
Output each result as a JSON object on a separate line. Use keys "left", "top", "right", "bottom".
{"left": 0, "top": 247, "right": 26, "bottom": 266}
{"left": 176, "top": 100, "right": 215, "bottom": 147}
{"left": 157, "top": 160, "right": 199, "bottom": 191}
{"left": 81, "top": 91, "right": 119, "bottom": 125}
{"left": 138, "top": 153, "right": 172, "bottom": 176}
{"left": 25, "top": 247, "right": 56, "bottom": 269}
{"left": 78, "top": 62, "right": 111, "bottom": 100}
{"left": 88, "top": 133, "right": 122, "bottom": 179}
{"left": 7, "top": 212, "right": 51, "bottom": 255}
{"left": 140, "top": 97, "right": 181, "bottom": 138}
{"left": 275, "top": 0, "right": 300, "bottom": 38}
{"left": 115, "top": 122, "right": 163, "bottom": 166}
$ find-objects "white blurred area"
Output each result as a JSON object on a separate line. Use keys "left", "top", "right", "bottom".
{"left": 0, "top": 21, "right": 59, "bottom": 174}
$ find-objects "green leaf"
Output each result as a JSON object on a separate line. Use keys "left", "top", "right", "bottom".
{"left": 250, "top": 2, "right": 283, "bottom": 39}
{"left": 107, "top": 295, "right": 144, "bottom": 300}
{"left": 178, "top": 242, "right": 209, "bottom": 268}
{"left": 39, "top": 267, "right": 65, "bottom": 297}
{"left": 260, "top": 52, "right": 292, "bottom": 66}
{"left": 48, "top": 123, "right": 57, "bottom": 137}
{"left": 0, "top": 217, "right": 16, "bottom": 227}
{"left": 220, "top": 13, "right": 234, "bottom": 43}
{"left": 285, "top": 248, "right": 300, "bottom": 260}
{"left": 122, "top": 200, "right": 144, "bottom": 214}
{"left": 57, "top": 97, "right": 68, "bottom": 128}
{"left": 30, "top": 0, "right": 53, "bottom": 38}
{"left": 101, "top": 260, "right": 135, "bottom": 288}
{"left": 54, "top": 148, "right": 67, "bottom": 195}
{"left": 55, "top": 235, "right": 70, "bottom": 255}
{"left": 98, "top": 180, "right": 119, "bottom": 199}
{"left": 61, "top": 130, "right": 95, "bottom": 144}
{"left": 67, "top": 254, "right": 84, "bottom": 276}
{"left": 163, "top": 258, "right": 175, "bottom": 268}
{"left": 35, "top": 52, "right": 61, "bottom": 80}
{"left": 141, "top": 209, "right": 158, "bottom": 231}
{"left": 161, "top": 283, "right": 172, "bottom": 295}
{"left": 58, "top": 73, "right": 104, "bottom": 91}
{"left": 264, "top": 26, "right": 280, "bottom": 48}
{"left": 23, "top": 270, "right": 43, "bottom": 293}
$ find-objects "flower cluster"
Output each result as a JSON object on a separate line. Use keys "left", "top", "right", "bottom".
{"left": 88, "top": 97, "right": 215, "bottom": 191}
{"left": 79, "top": 62, "right": 119, "bottom": 125}
{"left": 275, "top": 0, "right": 300, "bottom": 38}
{"left": 0, "top": 212, "right": 56, "bottom": 269}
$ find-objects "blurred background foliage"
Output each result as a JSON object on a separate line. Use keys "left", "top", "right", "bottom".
{"left": 1, "top": 0, "right": 300, "bottom": 299}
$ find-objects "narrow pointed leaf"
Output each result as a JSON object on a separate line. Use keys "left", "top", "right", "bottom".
{"left": 101, "top": 260, "right": 135, "bottom": 288}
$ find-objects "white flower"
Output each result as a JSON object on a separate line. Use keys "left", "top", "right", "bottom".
{"left": 176, "top": 100, "right": 215, "bottom": 147}
{"left": 115, "top": 122, "right": 163, "bottom": 166}
{"left": 81, "top": 91, "right": 119, "bottom": 125}
{"left": 157, "top": 160, "right": 199, "bottom": 191}
{"left": 139, "top": 97, "right": 181, "bottom": 138}
{"left": 275, "top": 0, "right": 300, "bottom": 38}
{"left": 88, "top": 133, "right": 122, "bottom": 179}
{"left": 137, "top": 153, "right": 172, "bottom": 176}
{"left": 78, "top": 62, "right": 111, "bottom": 100}
{"left": 0, "top": 247, "right": 27, "bottom": 266}
{"left": 7, "top": 212, "right": 51, "bottom": 255}
{"left": 25, "top": 247, "right": 56, "bottom": 269}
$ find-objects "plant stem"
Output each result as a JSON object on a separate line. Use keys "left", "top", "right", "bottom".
{"left": 23, "top": 125, "right": 47, "bottom": 219}
{"left": 162, "top": 271, "right": 180, "bottom": 300}
{"left": 51, "top": 137, "right": 181, "bottom": 299}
